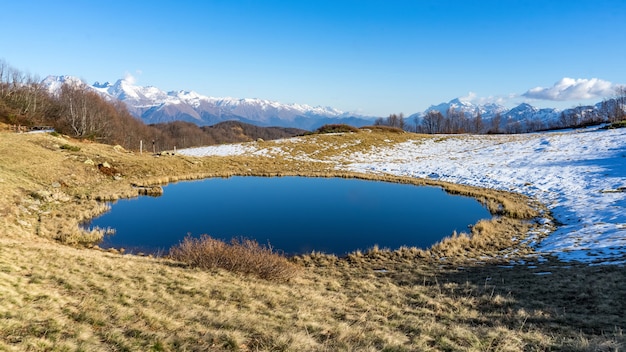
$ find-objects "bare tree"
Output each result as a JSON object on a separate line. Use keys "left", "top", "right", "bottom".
{"left": 489, "top": 113, "right": 502, "bottom": 134}
{"left": 472, "top": 109, "right": 484, "bottom": 134}
{"left": 413, "top": 115, "right": 421, "bottom": 133}
{"left": 526, "top": 117, "right": 544, "bottom": 132}
{"left": 616, "top": 85, "right": 626, "bottom": 122}
{"left": 374, "top": 113, "right": 406, "bottom": 130}
{"left": 442, "top": 107, "right": 468, "bottom": 133}
{"left": 385, "top": 113, "right": 405, "bottom": 129}
{"left": 397, "top": 112, "right": 405, "bottom": 130}
{"left": 57, "top": 83, "right": 113, "bottom": 138}
{"left": 421, "top": 110, "right": 444, "bottom": 134}
{"left": 0, "top": 59, "right": 7, "bottom": 97}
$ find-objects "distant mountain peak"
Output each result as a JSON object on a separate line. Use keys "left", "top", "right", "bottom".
{"left": 42, "top": 75, "right": 86, "bottom": 94}
{"left": 92, "top": 81, "right": 111, "bottom": 88}
{"left": 421, "top": 97, "right": 507, "bottom": 119}
{"left": 511, "top": 102, "right": 536, "bottom": 111}
{"left": 448, "top": 97, "right": 471, "bottom": 106}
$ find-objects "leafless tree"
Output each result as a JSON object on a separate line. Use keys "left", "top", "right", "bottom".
{"left": 489, "top": 113, "right": 502, "bottom": 134}
{"left": 421, "top": 110, "right": 444, "bottom": 134}
{"left": 57, "top": 83, "right": 114, "bottom": 138}
{"left": 472, "top": 110, "right": 484, "bottom": 134}
{"left": 385, "top": 113, "right": 405, "bottom": 129}
{"left": 374, "top": 113, "right": 406, "bottom": 130}
{"left": 615, "top": 85, "right": 626, "bottom": 122}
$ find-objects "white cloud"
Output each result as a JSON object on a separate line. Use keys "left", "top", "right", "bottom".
{"left": 123, "top": 70, "right": 142, "bottom": 84}
{"left": 459, "top": 91, "right": 478, "bottom": 102}
{"left": 522, "top": 78, "right": 616, "bottom": 101}
{"left": 459, "top": 91, "right": 509, "bottom": 106}
{"left": 123, "top": 72, "right": 136, "bottom": 84}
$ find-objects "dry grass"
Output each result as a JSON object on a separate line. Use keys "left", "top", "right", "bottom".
{"left": 169, "top": 235, "right": 300, "bottom": 282}
{"left": 0, "top": 124, "right": 624, "bottom": 351}
{"left": 360, "top": 125, "right": 406, "bottom": 133}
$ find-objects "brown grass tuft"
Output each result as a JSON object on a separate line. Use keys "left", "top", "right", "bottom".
{"left": 169, "top": 235, "right": 300, "bottom": 282}
{"left": 359, "top": 125, "right": 405, "bottom": 133}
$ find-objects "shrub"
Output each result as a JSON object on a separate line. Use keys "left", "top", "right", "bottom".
{"left": 97, "top": 163, "right": 120, "bottom": 177}
{"left": 315, "top": 124, "right": 360, "bottom": 134}
{"left": 169, "top": 235, "right": 300, "bottom": 282}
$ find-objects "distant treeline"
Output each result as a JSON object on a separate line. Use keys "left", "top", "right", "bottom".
{"left": 0, "top": 61, "right": 306, "bottom": 150}
{"left": 375, "top": 93, "right": 626, "bottom": 134}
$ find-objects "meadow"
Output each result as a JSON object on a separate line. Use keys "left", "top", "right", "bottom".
{"left": 0, "top": 124, "right": 623, "bottom": 351}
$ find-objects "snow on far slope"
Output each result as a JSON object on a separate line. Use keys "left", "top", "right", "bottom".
{"left": 90, "top": 78, "right": 349, "bottom": 118}
{"left": 179, "top": 127, "right": 626, "bottom": 264}
{"left": 40, "top": 75, "right": 379, "bottom": 128}
{"left": 92, "top": 78, "right": 170, "bottom": 107}
{"left": 42, "top": 75, "right": 87, "bottom": 94}
{"left": 42, "top": 75, "right": 362, "bottom": 128}
{"left": 419, "top": 97, "right": 509, "bottom": 119}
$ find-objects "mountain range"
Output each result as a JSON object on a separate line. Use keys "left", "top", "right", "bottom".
{"left": 42, "top": 76, "right": 374, "bottom": 130}
{"left": 410, "top": 97, "right": 610, "bottom": 132}
{"left": 43, "top": 75, "right": 614, "bottom": 132}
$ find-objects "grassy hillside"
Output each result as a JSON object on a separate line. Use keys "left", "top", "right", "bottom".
{"left": 0, "top": 125, "right": 623, "bottom": 351}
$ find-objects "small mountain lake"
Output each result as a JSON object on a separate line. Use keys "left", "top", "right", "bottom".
{"left": 86, "top": 177, "right": 492, "bottom": 256}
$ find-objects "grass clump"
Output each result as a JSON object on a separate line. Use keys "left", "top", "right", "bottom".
{"left": 169, "top": 235, "right": 300, "bottom": 282}
{"left": 60, "top": 143, "right": 81, "bottom": 152}
{"left": 360, "top": 125, "right": 405, "bottom": 133}
{"left": 603, "top": 120, "right": 626, "bottom": 129}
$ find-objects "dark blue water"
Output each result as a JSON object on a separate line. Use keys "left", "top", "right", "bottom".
{"left": 86, "top": 177, "right": 491, "bottom": 255}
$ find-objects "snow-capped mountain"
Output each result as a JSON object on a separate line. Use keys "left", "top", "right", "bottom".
{"left": 422, "top": 98, "right": 509, "bottom": 120}
{"left": 43, "top": 75, "right": 618, "bottom": 132}
{"left": 501, "top": 103, "right": 565, "bottom": 125}
{"left": 42, "top": 75, "right": 89, "bottom": 93}
{"left": 43, "top": 76, "right": 375, "bottom": 130}
{"left": 409, "top": 97, "right": 612, "bottom": 132}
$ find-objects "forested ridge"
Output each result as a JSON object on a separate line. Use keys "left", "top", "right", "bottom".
{"left": 0, "top": 61, "right": 306, "bottom": 150}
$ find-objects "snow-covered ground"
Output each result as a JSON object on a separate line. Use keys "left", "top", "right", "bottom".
{"left": 179, "top": 127, "right": 626, "bottom": 264}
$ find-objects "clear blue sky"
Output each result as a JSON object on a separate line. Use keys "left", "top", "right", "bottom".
{"left": 2, "top": 0, "right": 625, "bottom": 116}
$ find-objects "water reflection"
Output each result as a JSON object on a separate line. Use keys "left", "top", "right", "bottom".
{"left": 87, "top": 177, "right": 491, "bottom": 255}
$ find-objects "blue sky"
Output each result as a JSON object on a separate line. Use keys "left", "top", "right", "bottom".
{"left": 2, "top": 0, "right": 625, "bottom": 116}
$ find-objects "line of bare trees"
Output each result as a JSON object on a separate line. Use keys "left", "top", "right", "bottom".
{"left": 375, "top": 109, "right": 491, "bottom": 134}
{"left": 0, "top": 60, "right": 51, "bottom": 126}
{"left": 373, "top": 113, "right": 406, "bottom": 130}
{"left": 0, "top": 60, "right": 184, "bottom": 150}
{"left": 417, "top": 108, "right": 489, "bottom": 134}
